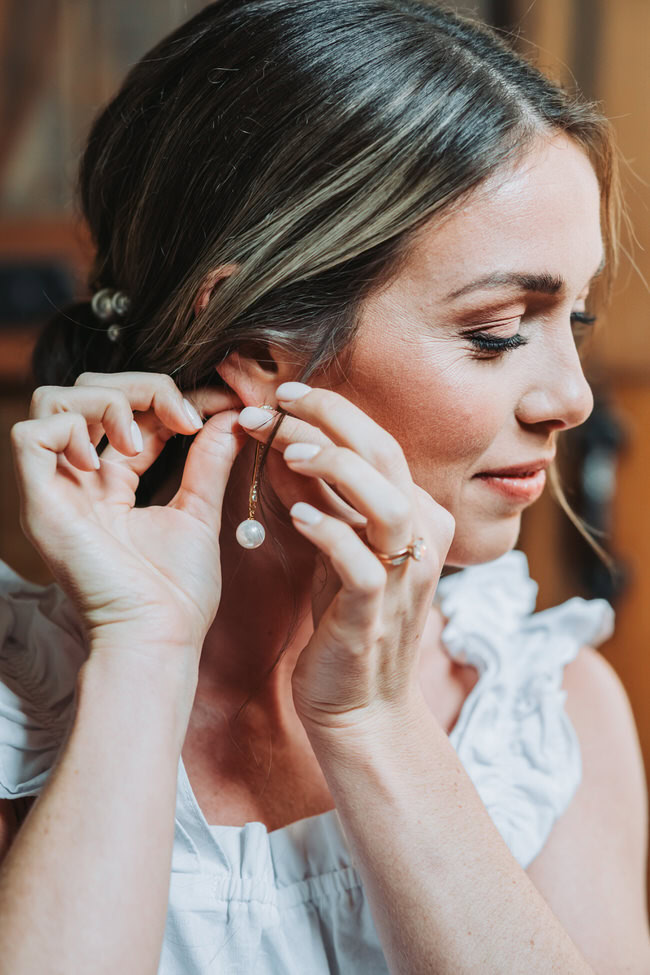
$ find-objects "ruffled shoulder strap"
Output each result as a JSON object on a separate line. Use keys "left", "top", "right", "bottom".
{"left": 0, "top": 560, "right": 89, "bottom": 799}
{"left": 434, "top": 550, "right": 615, "bottom": 868}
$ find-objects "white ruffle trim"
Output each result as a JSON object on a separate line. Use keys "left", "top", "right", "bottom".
{"left": 0, "top": 561, "right": 88, "bottom": 797}
{"left": 437, "top": 550, "right": 615, "bottom": 867}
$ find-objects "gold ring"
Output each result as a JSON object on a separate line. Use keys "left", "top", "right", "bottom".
{"left": 367, "top": 537, "right": 427, "bottom": 567}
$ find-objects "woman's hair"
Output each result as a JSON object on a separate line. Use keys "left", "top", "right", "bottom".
{"left": 32, "top": 0, "right": 622, "bottom": 717}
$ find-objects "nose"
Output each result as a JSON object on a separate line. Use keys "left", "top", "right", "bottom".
{"left": 516, "top": 321, "right": 595, "bottom": 433}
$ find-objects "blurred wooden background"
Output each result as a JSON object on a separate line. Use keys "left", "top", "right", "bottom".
{"left": 0, "top": 0, "right": 649, "bottom": 903}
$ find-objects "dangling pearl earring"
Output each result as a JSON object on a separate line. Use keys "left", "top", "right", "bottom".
{"left": 235, "top": 404, "right": 275, "bottom": 549}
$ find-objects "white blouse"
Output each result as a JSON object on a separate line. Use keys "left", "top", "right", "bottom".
{"left": 0, "top": 550, "right": 615, "bottom": 973}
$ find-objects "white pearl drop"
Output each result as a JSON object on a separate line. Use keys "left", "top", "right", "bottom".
{"left": 236, "top": 519, "right": 265, "bottom": 549}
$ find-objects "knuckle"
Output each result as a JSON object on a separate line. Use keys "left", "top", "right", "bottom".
{"left": 30, "top": 385, "right": 55, "bottom": 411}
{"left": 387, "top": 439, "right": 406, "bottom": 467}
{"left": 74, "top": 372, "right": 97, "bottom": 386}
{"left": 160, "top": 374, "right": 180, "bottom": 394}
{"left": 358, "top": 564, "right": 388, "bottom": 593}
{"left": 338, "top": 446, "right": 359, "bottom": 465}
{"left": 9, "top": 420, "right": 29, "bottom": 446}
{"left": 371, "top": 437, "right": 405, "bottom": 473}
{"left": 72, "top": 412, "right": 90, "bottom": 435}
{"left": 438, "top": 506, "right": 456, "bottom": 538}
{"left": 107, "top": 388, "right": 133, "bottom": 414}
{"left": 382, "top": 491, "right": 411, "bottom": 527}
{"left": 328, "top": 447, "right": 351, "bottom": 475}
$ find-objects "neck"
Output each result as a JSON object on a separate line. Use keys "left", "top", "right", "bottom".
{"left": 198, "top": 443, "right": 321, "bottom": 735}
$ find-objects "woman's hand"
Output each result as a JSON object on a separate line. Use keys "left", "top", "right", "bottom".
{"left": 240, "top": 382, "right": 456, "bottom": 737}
{"left": 10, "top": 372, "right": 247, "bottom": 671}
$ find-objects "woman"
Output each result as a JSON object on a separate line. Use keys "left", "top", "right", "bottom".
{"left": 0, "top": 1, "right": 648, "bottom": 971}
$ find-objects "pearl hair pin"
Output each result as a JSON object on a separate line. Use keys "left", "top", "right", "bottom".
{"left": 90, "top": 287, "right": 131, "bottom": 342}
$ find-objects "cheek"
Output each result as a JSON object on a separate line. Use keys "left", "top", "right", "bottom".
{"left": 350, "top": 350, "right": 503, "bottom": 471}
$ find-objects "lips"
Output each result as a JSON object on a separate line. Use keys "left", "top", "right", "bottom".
{"left": 475, "top": 458, "right": 553, "bottom": 478}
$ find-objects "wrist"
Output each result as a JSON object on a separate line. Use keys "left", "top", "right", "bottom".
{"left": 78, "top": 644, "right": 199, "bottom": 751}
{"left": 300, "top": 689, "right": 433, "bottom": 759}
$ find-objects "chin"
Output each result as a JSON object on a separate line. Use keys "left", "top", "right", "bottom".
{"left": 443, "top": 514, "right": 522, "bottom": 568}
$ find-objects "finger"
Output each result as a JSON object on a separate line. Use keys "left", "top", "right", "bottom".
{"left": 289, "top": 502, "right": 387, "bottom": 625}
{"left": 100, "top": 388, "right": 240, "bottom": 476}
{"left": 237, "top": 406, "right": 334, "bottom": 451}
{"left": 284, "top": 443, "right": 412, "bottom": 554}
{"left": 11, "top": 412, "right": 108, "bottom": 512}
{"left": 30, "top": 372, "right": 206, "bottom": 478}
{"left": 275, "top": 383, "right": 414, "bottom": 493}
{"left": 70, "top": 371, "right": 207, "bottom": 441}
{"left": 30, "top": 382, "right": 184, "bottom": 467}
{"left": 238, "top": 406, "right": 367, "bottom": 528}
{"left": 170, "top": 408, "right": 248, "bottom": 534}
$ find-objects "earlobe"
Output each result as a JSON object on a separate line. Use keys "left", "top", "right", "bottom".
{"left": 194, "top": 264, "right": 239, "bottom": 317}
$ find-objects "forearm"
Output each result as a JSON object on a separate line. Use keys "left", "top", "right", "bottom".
{"left": 0, "top": 649, "right": 197, "bottom": 975}
{"left": 306, "top": 696, "right": 595, "bottom": 975}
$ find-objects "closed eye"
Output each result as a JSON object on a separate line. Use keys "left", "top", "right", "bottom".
{"left": 466, "top": 311, "right": 598, "bottom": 358}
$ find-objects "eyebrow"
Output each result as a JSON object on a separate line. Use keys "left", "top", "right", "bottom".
{"left": 445, "top": 253, "right": 607, "bottom": 302}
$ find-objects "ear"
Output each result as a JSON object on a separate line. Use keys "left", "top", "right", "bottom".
{"left": 216, "top": 345, "right": 301, "bottom": 409}
{"left": 194, "top": 264, "right": 239, "bottom": 317}
{"left": 199, "top": 265, "right": 304, "bottom": 407}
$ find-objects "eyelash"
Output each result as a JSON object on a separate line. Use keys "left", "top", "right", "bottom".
{"left": 467, "top": 312, "right": 598, "bottom": 357}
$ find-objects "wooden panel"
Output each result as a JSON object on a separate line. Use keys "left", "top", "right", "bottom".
{"left": 592, "top": 0, "right": 650, "bottom": 374}
{"left": 604, "top": 381, "right": 650, "bottom": 723}
{"left": 515, "top": 0, "right": 575, "bottom": 87}
{"left": 513, "top": 0, "right": 650, "bottom": 376}
{"left": 1, "top": 0, "right": 207, "bottom": 216}
{"left": 0, "top": 218, "right": 93, "bottom": 385}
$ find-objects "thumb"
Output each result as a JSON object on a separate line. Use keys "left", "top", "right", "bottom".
{"left": 173, "top": 409, "right": 248, "bottom": 532}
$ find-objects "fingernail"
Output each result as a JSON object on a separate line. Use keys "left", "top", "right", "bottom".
{"left": 130, "top": 420, "right": 144, "bottom": 453}
{"left": 183, "top": 398, "right": 203, "bottom": 428}
{"left": 284, "top": 443, "right": 321, "bottom": 461}
{"left": 275, "top": 382, "right": 311, "bottom": 402}
{"left": 89, "top": 442, "right": 100, "bottom": 469}
{"left": 290, "top": 502, "right": 323, "bottom": 525}
{"left": 239, "top": 406, "right": 276, "bottom": 430}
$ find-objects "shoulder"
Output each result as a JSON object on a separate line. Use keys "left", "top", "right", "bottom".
{"left": 561, "top": 645, "right": 646, "bottom": 830}
{"left": 562, "top": 643, "right": 640, "bottom": 741}
{"left": 526, "top": 644, "right": 650, "bottom": 973}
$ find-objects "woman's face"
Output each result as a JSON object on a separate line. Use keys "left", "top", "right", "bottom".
{"left": 327, "top": 133, "right": 604, "bottom": 566}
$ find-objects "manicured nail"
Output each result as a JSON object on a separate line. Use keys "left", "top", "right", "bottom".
{"left": 183, "top": 398, "right": 203, "bottom": 428}
{"left": 276, "top": 382, "right": 311, "bottom": 402}
{"left": 290, "top": 502, "right": 323, "bottom": 525}
{"left": 284, "top": 443, "right": 321, "bottom": 461}
{"left": 239, "top": 406, "right": 276, "bottom": 430}
{"left": 130, "top": 420, "right": 144, "bottom": 453}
